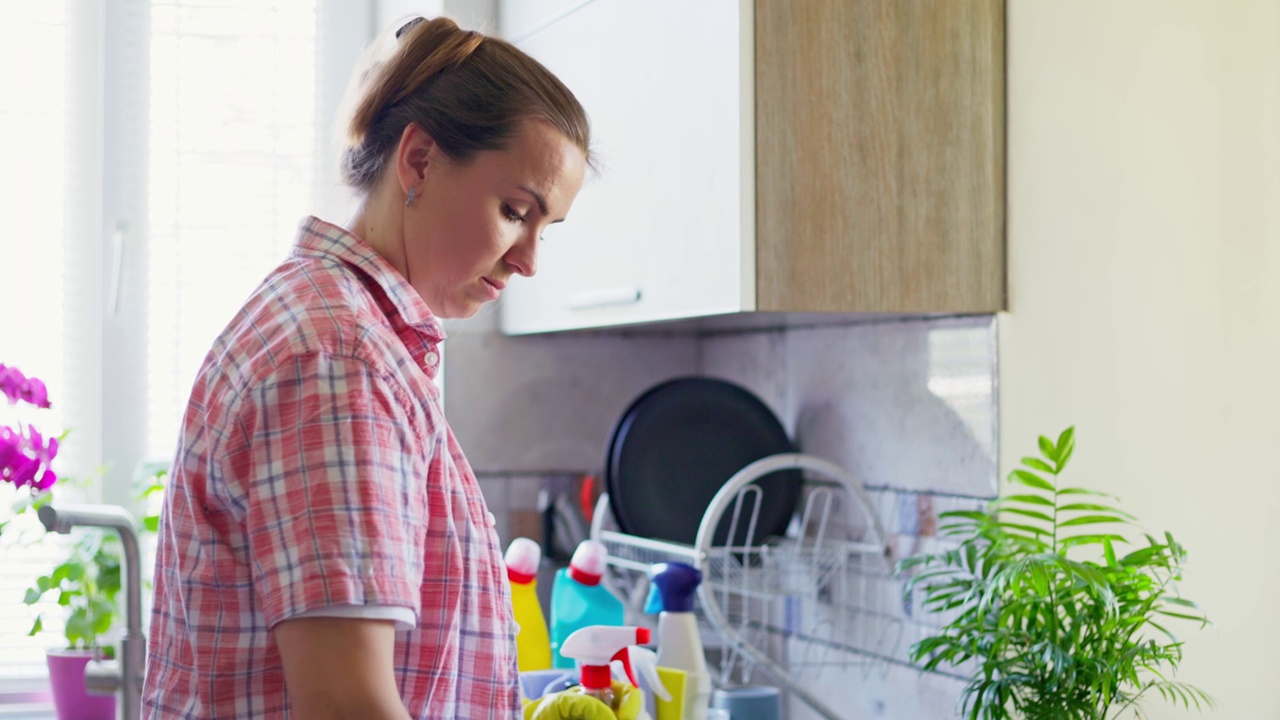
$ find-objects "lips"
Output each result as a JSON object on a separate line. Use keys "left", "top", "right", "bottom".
{"left": 480, "top": 277, "right": 504, "bottom": 300}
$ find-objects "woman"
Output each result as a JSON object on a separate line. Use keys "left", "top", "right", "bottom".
{"left": 143, "top": 16, "right": 589, "bottom": 719}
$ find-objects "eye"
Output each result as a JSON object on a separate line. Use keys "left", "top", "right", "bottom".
{"left": 501, "top": 203, "right": 526, "bottom": 223}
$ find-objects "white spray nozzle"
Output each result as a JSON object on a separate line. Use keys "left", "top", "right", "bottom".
{"left": 561, "top": 625, "right": 651, "bottom": 690}
{"left": 613, "top": 646, "right": 670, "bottom": 702}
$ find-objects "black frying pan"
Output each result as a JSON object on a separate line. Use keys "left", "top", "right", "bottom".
{"left": 604, "top": 377, "right": 803, "bottom": 546}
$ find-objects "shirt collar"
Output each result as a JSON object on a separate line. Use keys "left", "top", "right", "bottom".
{"left": 292, "top": 216, "right": 446, "bottom": 343}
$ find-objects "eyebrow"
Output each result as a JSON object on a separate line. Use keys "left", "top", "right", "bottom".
{"left": 518, "top": 185, "right": 566, "bottom": 223}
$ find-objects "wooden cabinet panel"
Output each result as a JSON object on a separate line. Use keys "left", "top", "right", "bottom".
{"left": 755, "top": 0, "right": 1005, "bottom": 313}
{"left": 498, "top": 0, "right": 1005, "bottom": 334}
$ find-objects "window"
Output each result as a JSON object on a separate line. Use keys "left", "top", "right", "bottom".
{"left": 0, "top": 0, "right": 102, "bottom": 686}
{"left": 0, "top": 0, "right": 371, "bottom": 687}
{"left": 146, "top": 1, "right": 322, "bottom": 460}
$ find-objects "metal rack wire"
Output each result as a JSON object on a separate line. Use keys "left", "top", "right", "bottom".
{"left": 591, "top": 453, "right": 902, "bottom": 720}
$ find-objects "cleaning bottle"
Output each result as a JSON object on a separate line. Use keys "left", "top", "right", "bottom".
{"left": 559, "top": 625, "right": 651, "bottom": 712}
{"left": 506, "top": 537, "right": 552, "bottom": 671}
{"left": 646, "top": 562, "right": 710, "bottom": 720}
{"left": 550, "top": 539, "right": 625, "bottom": 668}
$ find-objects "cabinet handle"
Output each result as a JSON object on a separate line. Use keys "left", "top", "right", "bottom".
{"left": 566, "top": 286, "right": 642, "bottom": 310}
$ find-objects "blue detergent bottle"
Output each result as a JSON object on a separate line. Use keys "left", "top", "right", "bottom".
{"left": 550, "top": 539, "right": 624, "bottom": 668}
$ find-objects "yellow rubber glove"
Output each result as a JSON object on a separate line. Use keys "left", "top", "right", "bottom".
{"left": 523, "top": 682, "right": 644, "bottom": 720}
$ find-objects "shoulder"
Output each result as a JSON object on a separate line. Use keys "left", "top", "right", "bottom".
{"left": 202, "top": 254, "right": 409, "bottom": 401}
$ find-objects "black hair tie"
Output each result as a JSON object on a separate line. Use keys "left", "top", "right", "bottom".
{"left": 396, "top": 17, "right": 426, "bottom": 40}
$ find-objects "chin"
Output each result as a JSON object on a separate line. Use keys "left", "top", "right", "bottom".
{"left": 438, "top": 302, "right": 485, "bottom": 320}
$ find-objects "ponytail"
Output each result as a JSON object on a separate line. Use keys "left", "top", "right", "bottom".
{"left": 340, "top": 16, "right": 592, "bottom": 193}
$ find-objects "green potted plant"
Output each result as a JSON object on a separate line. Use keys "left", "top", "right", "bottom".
{"left": 899, "top": 428, "right": 1212, "bottom": 719}
{"left": 24, "top": 503, "right": 123, "bottom": 720}
{"left": 2, "top": 364, "right": 165, "bottom": 720}
{"left": 1, "top": 362, "right": 120, "bottom": 719}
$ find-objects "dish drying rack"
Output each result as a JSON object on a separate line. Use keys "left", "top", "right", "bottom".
{"left": 590, "top": 453, "right": 903, "bottom": 720}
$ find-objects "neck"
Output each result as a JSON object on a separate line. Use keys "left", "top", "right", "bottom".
{"left": 348, "top": 184, "right": 410, "bottom": 280}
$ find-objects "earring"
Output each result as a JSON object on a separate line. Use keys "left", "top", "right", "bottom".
{"left": 405, "top": 187, "right": 416, "bottom": 208}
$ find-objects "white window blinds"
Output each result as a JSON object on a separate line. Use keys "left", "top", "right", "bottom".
{"left": 0, "top": 0, "right": 371, "bottom": 688}
{"left": 147, "top": 0, "right": 321, "bottom": 461}
{"left": 0, "top": 1, "right": 103, "bottom": 686}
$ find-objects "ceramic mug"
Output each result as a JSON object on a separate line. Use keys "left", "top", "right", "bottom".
{"left": 710, "top": 685, "right": 782, "bottom": 720}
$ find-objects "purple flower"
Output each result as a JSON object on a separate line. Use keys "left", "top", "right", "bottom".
{"left": 0, "top": 362, "right": 62, "bottom": 493}
{"left": 21, "top": 377, "right": 50, "bottom": 409}
{"left": 0, "top": 364, "right": 25, "bottom": 405}
{"left": 33, "top": 468, "right": 57, "bottom": 490}
{"left": 0, "top": 364, "right": 52, "bottom": 409}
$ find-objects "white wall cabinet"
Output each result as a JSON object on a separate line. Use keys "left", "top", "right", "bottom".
{"left": 500, "top": 0, "right": 1005, "bottom": 335}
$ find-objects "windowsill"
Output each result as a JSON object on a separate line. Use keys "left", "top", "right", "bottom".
{"left": 0, "top": 706, "right": 54, "bottom": 720}
{"left": 0, "top": 681, "right": 52, "bottom": 715}
{"left": 0, "top": 685, "right": 53, "bottom": 719}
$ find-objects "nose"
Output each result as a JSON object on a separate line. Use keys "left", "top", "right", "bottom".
{"left": 505, "top": 230, "right": 538, "bottom": 278}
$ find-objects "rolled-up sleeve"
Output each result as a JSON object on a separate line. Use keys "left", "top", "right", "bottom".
{"left": 224, "top": 351, "right": 430, "bottom": 629}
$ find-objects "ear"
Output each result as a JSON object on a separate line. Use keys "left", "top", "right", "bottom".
{"left": 394, "top": 122, "right": 437, "bottom": 195}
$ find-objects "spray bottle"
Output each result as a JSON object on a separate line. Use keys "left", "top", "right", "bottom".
{"left": 559, "top": 625, "right": 651, "bottom": 712}
{"left": 615, "top": 645, "right": 670, "bottom": 720}
{"left": 550, "top": 539, "right": 625, "bottom": 668}
{"left": 505, "top": 537, "right": 552, "bottom": 671}
{"left": 646, "top": 562, "right": 710, "bottom": 720}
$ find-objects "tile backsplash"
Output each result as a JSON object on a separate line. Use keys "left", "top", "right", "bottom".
{"left": 445, "top": 314, "right": 999, "bottom": 720}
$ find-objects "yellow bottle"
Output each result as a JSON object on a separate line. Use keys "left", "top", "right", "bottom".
{"left": 506, "top": 537, "right": 552, "bottom": 671}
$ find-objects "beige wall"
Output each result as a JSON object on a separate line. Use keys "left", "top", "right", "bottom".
{"left": 1002, "top": 1, "right": 1280, "bottom": 717}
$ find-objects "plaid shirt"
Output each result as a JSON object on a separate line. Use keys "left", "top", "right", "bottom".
{"left": 143, "top": 217, "right": 520, "bottom": 719}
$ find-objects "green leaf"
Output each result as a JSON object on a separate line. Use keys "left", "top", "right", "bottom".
{"left": 1059, "top": 514, "right": 1126, "bottom": 528}
{"left": 98, "top": 561, "right": 122, "bottom": 595}
{"left": 1038, "top": 435, "right": 1057, "bottom": 462}
{"left": 23, "top": 588, "right": 42, "bottom": 605}
{"left": 1057, "top": 503, "right": 1135, "bottom": 519}
{"left": 65, "top": 610, "right": 92, "bottom": 647}
{"left": 1156, "top": 610, "right": 1207, "bottom": 623}
{"left": 1104, "top": 537, "right": 1118, "bottom": 567}
{"left": 29, "top": 616, "right": 44, "bottom": 636}
{"left": 1020, "top": 457, "right": 1055, "bottom": 473}
{"left": 1163, "top": 597, "right": 1202, "bottom": 610}
{"left": 996, "top": 494, "right": 1055, "bottom": 507}
{"left": 1059, "top": 533, "right": 1128, "bottom": 550}
{"left": 1010, "top": 470, "right": 1054, "bottom": 492}
{"left": 1057, "top": 487, "right": 1119, "bottom": 500}
{"left": 52, "top": 564, "right": 72, "bottom": 583}
{"left": 1056, "top": 427, "right": 1076, "bottom": 468}
{"left": 998, "top": 507, "right": 1054, "bottom": 524}
{"left": 998, "top": 521, "right": 1052, "bottom": 537}
{"left": 1120, "top": 545, "right": 1164, "bottom": 566}
{"left": 939, "top": 510, "right": 989, "bottom": 522}
{"left": 143, "top": 515, "right": 160, "bottom": 533}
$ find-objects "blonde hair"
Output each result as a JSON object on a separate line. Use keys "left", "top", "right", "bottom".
{"left": 339, "top": 16, "right": 592, "bottom": 193}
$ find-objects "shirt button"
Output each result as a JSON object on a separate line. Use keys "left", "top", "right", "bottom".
{"left": 487, "top": 511, "right": 497, "bottom": 527}
{"left": 423, "top": 351, "right": 439, "bottom": 367}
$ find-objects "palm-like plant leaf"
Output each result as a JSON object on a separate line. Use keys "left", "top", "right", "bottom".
{"left": 897, "top": 428, "right": 1212, "bottom": 719}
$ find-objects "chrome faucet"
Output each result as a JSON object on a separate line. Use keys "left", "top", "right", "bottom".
{"left": 38, "top": 503, "right": 144, "bottom": 720}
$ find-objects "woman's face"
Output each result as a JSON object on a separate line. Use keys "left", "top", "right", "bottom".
{"left": 400, "top": 119, "right": 586, "bottom": 319}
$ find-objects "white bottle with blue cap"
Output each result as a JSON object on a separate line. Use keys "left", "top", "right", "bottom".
{"left": 647, "top": 562, "right": 710, "bottom": 720}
